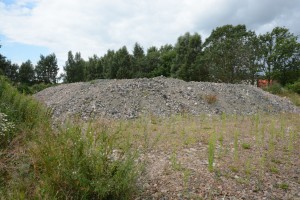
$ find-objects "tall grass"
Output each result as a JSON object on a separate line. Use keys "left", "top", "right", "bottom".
{"left": 0, "top": 76, "right": 140, "bottom": 199}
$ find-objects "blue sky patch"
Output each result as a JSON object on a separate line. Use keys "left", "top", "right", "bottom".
{"left": 0, "top": 34, "right": 49, "bottom": 65}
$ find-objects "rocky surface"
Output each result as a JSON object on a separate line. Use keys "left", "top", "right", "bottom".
{"left": 34, "top": 76, "right": 299, "bottom": 121}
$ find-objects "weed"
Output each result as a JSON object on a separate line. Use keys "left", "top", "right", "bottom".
{"left": 170, "top": 152, "right": 182, "bottom": 171}
{"left": 208, "top": 132, "right": 216, "bottom": 172}
{"left": 276, "top": 183, "right": 289, "bottom": 190}
{"left": 242, "top": 143, "right": 251, "bottom": 150}
{"left": 269, "top": 165, "right": 279, "bottom": 174}
{"left": 234, "top": 130, "right": 239, "bottom": 161}
{"left": 30, "top": 124, "right": 140, "bottom": 199}
{"left": 205, "top": 94, "right": 217, "bottom": 104}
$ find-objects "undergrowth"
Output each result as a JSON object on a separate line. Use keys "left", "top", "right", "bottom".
{"left": 0, "top": 76, "right": 140, "bottom": 199}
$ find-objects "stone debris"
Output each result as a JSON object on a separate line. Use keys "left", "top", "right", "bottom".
{"left": 34, "top": 76, "right": 299, "bottom": 121}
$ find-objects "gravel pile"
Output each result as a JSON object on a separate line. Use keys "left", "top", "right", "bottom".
{"left": 34, "top": 76, "right": 299, "bottom": 121}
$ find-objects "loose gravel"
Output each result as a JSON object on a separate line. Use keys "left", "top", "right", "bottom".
{"left": 34, "top": 76, "right": 299, "bottom": 121}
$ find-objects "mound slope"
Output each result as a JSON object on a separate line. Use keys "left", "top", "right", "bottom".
{"left": 34, "top": 77, "right": 299, "bottom": 121}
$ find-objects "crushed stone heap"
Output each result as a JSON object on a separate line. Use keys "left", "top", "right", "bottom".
{"left": 34, "top": 77, "right": 299, "bottom": 121}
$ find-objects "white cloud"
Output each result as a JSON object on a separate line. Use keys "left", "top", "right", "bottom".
{"left": 1, "top": 0, "right": 300, "bottom": 67}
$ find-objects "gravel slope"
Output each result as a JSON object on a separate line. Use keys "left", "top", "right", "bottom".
{"left": 34, "top": 76, "right": 299, "bottom": 121}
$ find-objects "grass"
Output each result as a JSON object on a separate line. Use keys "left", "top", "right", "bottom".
{"left": 0, "top": 76, "right": 140, "bottom": 199}
{"left": 1, "top": 75, "right": 300, "bottom": 198}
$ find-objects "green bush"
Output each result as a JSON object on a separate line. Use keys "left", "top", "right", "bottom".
{"left": 0, "top": 76, "right": 50, "bottom": 131}
{"left": 264, "top": 83, "right": 283, "bottom": 94}
{"left": 286, "top": 80, "right": 300, "bottom": 94}
{"left": 30, "top": 124, "right": 139, "bottom": 199}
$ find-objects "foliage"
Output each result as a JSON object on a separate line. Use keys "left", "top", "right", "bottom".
{"left": 202, "top": 24, "right": 258, "bottom": 83}
{"left": 35, "top": 53, "right": 59, "bottom": 83}
{"left": 17, "top": 82, "right": 54, "bottom": 95}
{"left": 264, "top": 83, "right": 283, "bottom": 94}
{"left": 171, "top": 32, "right": 202, "bottom": 81}
{"left": 29, "top": 124, "right": 139, "bottom": 199}
{"left": 0, "top": 76, "right": 140, "bottom": 199}
{"left": 18, "top": 60, "right": 35, "bottom": 84}
{"left": 0, "top": 112, "right": 15, "bottom": 148}
{"left": 286, "top": 79, "right": 300, "bottom": 94}
{"left": 63, "top": 51, "right": 85, "bottom": 83}
{"left": 1, "top": 25, "right": 299, "bottom": 88}
{"left": 259, "top": 27, "right": 300, "bottom": 86}
{"left": 0, "top": 76, "right": 50, "bottom": 146}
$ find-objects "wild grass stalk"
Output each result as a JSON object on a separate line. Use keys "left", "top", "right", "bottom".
{"left": 208, "top": 131, "right": 216, "bottom": 172}
{"left": 234, "top": 130, "right": 239, "bottom": 162}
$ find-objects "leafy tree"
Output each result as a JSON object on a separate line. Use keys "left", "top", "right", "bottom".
{"left": 153, "top": 44, "right": 175, "bottom": 77}
{"left": 19, "top": 60, "right": 35, "bottom": 84}
{"left": 203, "top": 24, "right": 257, "bottom": 83}
{"left": 102, "top": 50, "right": 116, "bottom": 79}
{"left": 85, "top": 55, "right": 103, "bottom": 81}
{"left": 35, "top": 53, "right": 59, "bottom": 83}
{"left": 4, "top": 61, "right": 19, "bottom": 82}
{"left": 0, "top": 43, "right": 7, "bottom": 75}
{"left": 63, "top": 51, "right": 85, "bottom": 83}
{"left": 115, "top": 46, "right": 132, "bottom": 79}
{"left": 171, "top": 32, "right": 202, "bottom": 81}
{"left": 132, "top": 43, "right": 146, "bottom": 78}
{"left": 259, "top": 27, "right": 300, "bottom": 86}
{"left": 145, "top": 46, "right": 160, "bottom": 77}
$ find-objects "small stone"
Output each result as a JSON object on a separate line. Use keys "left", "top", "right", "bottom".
{"left": 161, "top": 189, "right": 168, "bottom": 193}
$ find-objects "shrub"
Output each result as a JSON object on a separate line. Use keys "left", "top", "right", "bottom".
{"left": 30, "top": 124, "right": 140, "bottom": 199}
{"left": 264, "top": 83, "right": 283, "bottom": 94}
{"left": 286, "top": 80, "right": 300, "bottom": 94}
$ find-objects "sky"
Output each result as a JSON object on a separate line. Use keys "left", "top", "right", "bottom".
{"left": 1, "top": 0, "right": 300, "bottom": 74}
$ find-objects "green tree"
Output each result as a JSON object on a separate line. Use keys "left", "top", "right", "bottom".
{"left": 145, "top": 46, "right": 160, "bottom": 77}
{"left": 153, "top": 44, "right": 175, "bottom": 77}
{"left": 115, "top": 46, "right": 132, "bottom": 79}
{"left": 35, "top": 53, "right": 59, "bottom": 83}
{"left": 0, "top": 43, "right": 7, "bottom": 75}
{"left": 203, "top": 24, "right": 257, "bottom": 83}
{"left": 171, "top": 32, "right": 202, "bottom": 81}
{"left": 132, "top": 43, "right": 146, "bottom": 78}
{"left": 4, "top": 61, "right": 19, "bottom": 82}
{"left": 102, "top": 50, "right": 116, "bottom": 79}
{"left": 85, "top": 55, "right": 103, "bottom": 81}
{"left": 63, "top": 51, "right": 85, "bottom": 83}
{"left": 19, "top": 60, "right": 35, "bottom": 84}
{"left": 259, "top": 27, "right": 300, "bottom": 85}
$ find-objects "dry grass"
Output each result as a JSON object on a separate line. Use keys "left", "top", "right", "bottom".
{"left": 89, "top": 113, "right": 300, "bottom": 199}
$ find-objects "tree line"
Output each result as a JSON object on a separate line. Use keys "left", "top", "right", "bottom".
{"left": 1, "top": 24, "right": 300, "bottom": 88}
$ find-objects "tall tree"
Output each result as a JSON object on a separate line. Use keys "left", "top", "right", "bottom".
{"left": 4, "top": 61, "right": 19, "bottom": 82}
{"left": 259, "top": 27, "right": 300, "bottom": 85}
{"left": 145, "top": 46, "right": 160, "bottom": 77}
{"left": 85, "top": 55, "right": 103, "bottom": 81}
{"left": 153, "top": 44, "right": 175, "bottom": 77}
{"left": 132, "top": 43, "right": 146, "bottom": 78}
{"left": 63, "top": 51, "right": 85, "bottom": 83}
{"left": 172, "top": 32, "right": 202, "bottom": 81}
{"left": 203, "top": 24, "right": 256, "bottom": 83}
{"left": 35, "top": 53, "right": 59, "bottom": 83}
{"left": 115, "top": 46, "right": 132, "bottom": 79}
{"left": 102, "top": 50, "right": 116, "bottom": 79}
{"left": 19, "top": 60, "right": 35, "bottom": 84}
